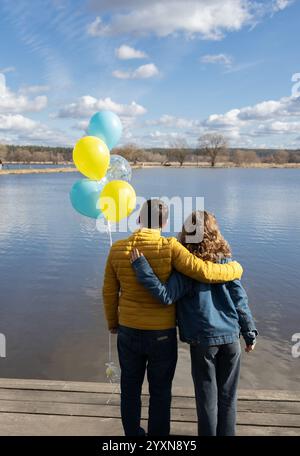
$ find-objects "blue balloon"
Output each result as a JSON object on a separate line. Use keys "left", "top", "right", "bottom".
{"left": 70, "top": 178, "right": 107, "bottom": 219}
{"left": 87, "top": 111, "right": 122, "bottom": 150}
{"left": 106, "top": 155, "right": 132, "bottom": 182}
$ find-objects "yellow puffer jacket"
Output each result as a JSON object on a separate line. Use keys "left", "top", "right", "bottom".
{"left": 102, "top": 228, "right": 243, "bottom": 330}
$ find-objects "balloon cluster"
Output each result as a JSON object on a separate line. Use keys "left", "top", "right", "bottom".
{"left": 70, "top": 111, "right": 136, "bottom": 223}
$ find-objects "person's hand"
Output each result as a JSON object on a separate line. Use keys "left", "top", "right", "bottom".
{"left": 110, "top": 328, "right": 118, "bottom": 334}
{"left": 245, "top": 343, "right": 256, "bottom": 353}
{"left": 130, "top": 248, "right": 144, "bottom": 263}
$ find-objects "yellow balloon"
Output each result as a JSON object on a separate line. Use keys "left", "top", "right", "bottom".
{"left": 99, "top": 180, "right": 136, "bottom": 223}
{"left": 73, "top": 136, "right": 110, "bottom": 180}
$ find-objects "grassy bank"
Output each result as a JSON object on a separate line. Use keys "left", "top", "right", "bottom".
{"left": 0, "top": 167, "right": 77, "bottom": 175}
{"left": 1, "top": 162, "right": 300, "bottom": 175}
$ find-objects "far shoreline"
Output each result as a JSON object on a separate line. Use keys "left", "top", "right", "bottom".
{"left": 1, "top": 161, "right": 300, "bottom": 175}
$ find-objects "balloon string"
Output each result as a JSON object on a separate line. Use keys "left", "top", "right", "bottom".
{"left": 107, "top": 219, "right": 113, "bottom": 364}
{"left": 107, "top": 220, "right": 113, "bottom": 247}
{"left": 109, "top": 331, "right": 112, "bottom": 363}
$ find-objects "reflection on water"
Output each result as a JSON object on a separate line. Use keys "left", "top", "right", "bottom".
{"left": 0, "top": 169, "right": 299, "bottom": 388}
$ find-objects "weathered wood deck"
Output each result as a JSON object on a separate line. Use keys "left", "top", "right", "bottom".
{"left": 0, "top": 378, "right": 299, "bottom": 436}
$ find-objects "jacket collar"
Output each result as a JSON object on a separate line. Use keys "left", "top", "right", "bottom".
{"left": 130, "top": 227, "right": 162, "bottom": 240}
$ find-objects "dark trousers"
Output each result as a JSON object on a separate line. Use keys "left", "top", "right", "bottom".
{"left": 117, "top": 325, "right": 178, "bottom": 436}
{"left": 190, "top": 341, "right": 241, "bottom": 436}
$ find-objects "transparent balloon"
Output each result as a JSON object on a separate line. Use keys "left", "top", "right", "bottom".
{"left": 106, "top": 155, "right": 132, "bottom": 183}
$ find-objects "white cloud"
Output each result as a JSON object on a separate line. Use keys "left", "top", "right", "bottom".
{"left": 133, "top": 63, "right": 159, "bottom": 79}
{"left": 87, "top": 16, "right": 106, "bottom": 36}
{"left": 205, "top": 95, "right": 300, "bottom": 127}
{"left": 0, "top": 113, "right": 70, "bottom": 146}
{"left": 224, "top": 59, "right": 263, "bottom": 74}
{"left": 0, "top": 73, "right": 47, "bottom": 113}
{"left": 55, "top": 95, "right": 147, "bottom": 119}
{"left": 19, "top": 84, "right": 50, "bottom": 95}
{"left": 87, "top": 0, "right": 292, "bottom": 39}
{"left": 72, "top": 120, "right": 89, "bottom": 131}
{"left": 272, "top": 0, "right": 293, "bottom": 12}
{"left": 253, "top": 121, "right": 300, "bottom": 135}
{"left": 149, "top": 130, "right": 182, "bottom": 139}
{"left": 204, "top": 109, "right": 242, "bottom": 128}
{"left": 139, "top": 130, "right": 184, "bottom": 148}
{"left": 202, "top": 92, "right": 300, "bottom": 146}
{"left": 136, "top": 93, "right": 299, "bottom": 148}
{"left": 113, "top": 63, "right": 159, "bottom": 79}
{"left": 0, "top": 66, "right": 16, "bottom": 74}
{"left": 112, "top": 70, "right": 131, "bottom": 80}
{"left": 115, "top": 44, "right": 147, "bottom": 60}
{"left": 0, "top": 114, "right": 37, "bottom": 131}
{"left": 201, "top": 53, "right": 233, "bottom": 66}
{"left": 147, "top": 114, "right": 201, "bottom": 129}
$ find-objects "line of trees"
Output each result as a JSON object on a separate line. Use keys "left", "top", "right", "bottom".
{"left": 1, "top": 140, "right": 300, "bottom": 167}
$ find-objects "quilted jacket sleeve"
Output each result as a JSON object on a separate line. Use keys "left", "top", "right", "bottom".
{"left": 170, "top": 238, "right": 243, "bottom": 283}
{"left": 102, "top": 249, "right": 120, "bottom": 330}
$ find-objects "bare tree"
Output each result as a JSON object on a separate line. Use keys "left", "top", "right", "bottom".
{"left": 193, "top": 148, "right": 203, "bottom": 167}
{"left": 167, "top": 138, "right": 188, "bottom": 166}
{"left": 273, "top": 150, "right": 289, "bottom": 164}
{"left": 232, "top": 149, "right": 260, "bottom": 165}
{"left": 0, "top": 144, "right": 8, "bottom": 161}
{"left": 115, "top": 144, "right": 146, "bottom": 165}
{"left": 289, "top": 151, "right": 300, "bottom": 163}
{"left": 198, "top": 133, "right": 228, "bottom": 167}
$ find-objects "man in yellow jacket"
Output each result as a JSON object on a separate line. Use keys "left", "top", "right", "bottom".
{"left": 103, "top": 199, "right": 243, "bottom": 436}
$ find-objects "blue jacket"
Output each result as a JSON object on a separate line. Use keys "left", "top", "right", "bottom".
{"left": 132, "top": 256, "right": 258, "bottom": 346}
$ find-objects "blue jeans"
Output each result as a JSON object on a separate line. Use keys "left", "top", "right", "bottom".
{"left": 117, "top": 325, "right": 178, "bottom": 436}
{"left": 190, "top": 341, "right": 241, "bottom": 436}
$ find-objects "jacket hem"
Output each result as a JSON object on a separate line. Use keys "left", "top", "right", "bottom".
{"left": 181, "top": 333, "right": 240, "bottom": 346}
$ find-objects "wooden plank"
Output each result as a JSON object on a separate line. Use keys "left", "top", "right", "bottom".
{"left": 0, "top": 413, "right": 299, "bottom": 436}
{"left": 170, "top": 422, "right": 300, "bottom": 436}
{"left": 0, "top": 389, "right": 121, "bottom": 406}
{"left": 0, "top": 412, "right": 123, "bottom": 436}
{"left": 237, "top": 390, "right": 300, "bottom": 402}
{"left": 172, "top": 386, "right": 300, "bottom": 402}
{"left": 0, "top": 379, "right": 299, "bottom": 402}
{"left": 0, "top": 378, "right": 117, "bottom": 393}
{"left": 236, "top": 426, "right": 300, "bottom": 437}
{"left": 0, "top": 388, "right": 299, "bottom": 415}
{"left": 0, "top": 399, "right": 299, "bottom": 428}
{"left": 237, "top": 400, "right": 300, "bottom": 415}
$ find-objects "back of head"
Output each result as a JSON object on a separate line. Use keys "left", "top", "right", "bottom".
{"left": 178, "top": 210, "right": 232, "bottom": 262}
{"left": 139, "top": 199, "right": 169, "bottom": 229}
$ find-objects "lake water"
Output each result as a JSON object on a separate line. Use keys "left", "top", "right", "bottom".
{"left": 0, "top": 168, "right": 299, "bottom": 390}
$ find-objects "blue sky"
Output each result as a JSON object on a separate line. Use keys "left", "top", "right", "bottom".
{"left": 0, "top": 0, "right": 300, "bottom": 149}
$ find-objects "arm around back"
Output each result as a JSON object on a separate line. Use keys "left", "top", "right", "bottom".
{"left": 132, "top": 256, "right": 191, "bottom": 305}
{"left": 170, "top": 237, "right": 243, "bottom": 283}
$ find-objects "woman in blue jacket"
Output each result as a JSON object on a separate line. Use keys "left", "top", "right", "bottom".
{"left": 130, "top": 210, "right": 258, "bottom": 436}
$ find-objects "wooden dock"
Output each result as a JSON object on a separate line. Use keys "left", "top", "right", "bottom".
{"left": 0, "top": 378, "right": 299, "bottom": 436}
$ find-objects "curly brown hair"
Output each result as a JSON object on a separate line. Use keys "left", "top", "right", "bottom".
{"left": 178, "top": 210, "right": 232, "bottom": 263}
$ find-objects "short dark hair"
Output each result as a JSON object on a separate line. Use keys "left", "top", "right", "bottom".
{"left": 139, "top": 199, "right": 169, "bottom": 229}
